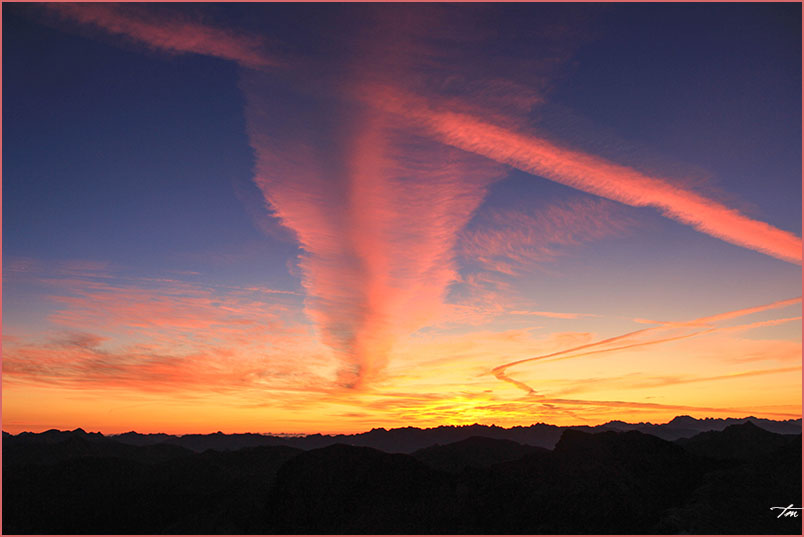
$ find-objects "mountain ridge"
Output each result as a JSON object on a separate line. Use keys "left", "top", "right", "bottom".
{"left": 3, "top": 422, "right": 800, "bottom": 534}
{"left": 5, "top": 415, "right": 799, "bottom": 453}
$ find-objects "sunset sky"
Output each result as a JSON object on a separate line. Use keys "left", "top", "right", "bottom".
{"left": 3, "top": 2, "right": 801, "bottom": 435}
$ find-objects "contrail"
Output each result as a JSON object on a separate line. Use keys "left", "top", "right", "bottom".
{"left": 534, "top": 396, "right": 801, "bottom": 418}
{"left": 491, "top": 297, "right": 801, "bottom": 394}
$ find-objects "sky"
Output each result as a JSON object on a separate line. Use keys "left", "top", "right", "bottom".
{"left": 2, "top": 2, "right": 801, "bottom": 435}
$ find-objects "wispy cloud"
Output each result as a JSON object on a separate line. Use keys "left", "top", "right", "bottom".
{"left": 534, "top": 396, "right": 800, "bottom": 419}
{"left": 459, "top": 198, "right": 634, "bottom": 275}
{"left": 630, "top": 366, "right": 802, "bottom": 390}
{"left": 2, "top": 267, "right": 330, "bottom": 395}
{"left": 545, "top": 363, "right": 802, "bottom": 397}
{"left": 695, "top": 298, "right": 803, "bottom": 324}
{"left": 3, "top": 337, "right": 333, "bottom": 395}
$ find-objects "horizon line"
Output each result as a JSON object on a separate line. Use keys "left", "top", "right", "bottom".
{"left": 5, "top": 414, "right": 801, "bottom": 438}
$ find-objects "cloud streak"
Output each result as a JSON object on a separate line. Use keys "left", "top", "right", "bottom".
{"left": 50, "top": 3, "right": 278, "bottom": 69}
{"left": 360, "top": 86, "right": 802, "bottom": 265}
{"left": 459, "top": 198, "right": 635, "bottom": 275}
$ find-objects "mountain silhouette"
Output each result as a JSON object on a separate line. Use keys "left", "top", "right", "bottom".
{"left": 677, "top": 420, "right": 798, "bottom": 461}
{"left": 3, "top": 429, "right": 192, "bottom": 466}
{"left": 3, "top": 417, "right": 801, "bottom": 534}
{"left": 69, "top": 415, "right": 799, "bottom": 453}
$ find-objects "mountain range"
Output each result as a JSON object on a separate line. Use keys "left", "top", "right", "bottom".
{"left": 3, "top": 416, "right": 801, "bottom": 534}
{"left": 6, "top": 414, "right": 796, "bottom": 454}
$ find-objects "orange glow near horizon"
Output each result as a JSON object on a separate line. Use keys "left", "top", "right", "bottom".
{"left": 3, "top": 283, "right": 801, "bottom": 434}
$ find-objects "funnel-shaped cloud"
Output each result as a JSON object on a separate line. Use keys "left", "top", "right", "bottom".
{"left": 243, "top": 74, "right": 503, "bottom": 387}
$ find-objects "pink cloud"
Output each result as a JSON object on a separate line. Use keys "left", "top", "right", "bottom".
{"left": 2, "top": 340, "right": 329, "bottom": 394}
{"left": 2, "top": 269, "right": 330, "bottom": 394}
{"left": 243, "top": 86, "right": 505, "bottom": 386}
{"left": 50, "top": 3, "right": 277, "bottom": 69}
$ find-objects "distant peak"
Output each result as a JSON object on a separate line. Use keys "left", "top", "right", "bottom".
{"left": 739, "top": 420, "right": 760, "bottom": 426}
{"left": 668, "top": 415, "right": 698, "bottom": 425}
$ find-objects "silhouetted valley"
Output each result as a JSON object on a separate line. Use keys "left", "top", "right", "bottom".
{"left": 3, "top": 417, "right": 801, "bottom": 534}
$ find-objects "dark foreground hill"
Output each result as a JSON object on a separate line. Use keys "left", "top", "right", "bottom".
{"left": 676, "top": 420, "right": 794, "bottom": 460}
{"left": 3, "top": 419, "right": 801, "bottom": 534}
{"left": 3, "top": 440, "right": 302, "bottom": 534}
{"left": 660, "top": 423, "right": 802, "bottom": 534}
{"left": 412, "top": 435, "right": 547, "bottom": 473}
